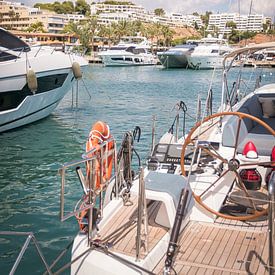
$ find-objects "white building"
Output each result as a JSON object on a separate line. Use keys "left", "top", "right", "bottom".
{"left": 208, "top": 13, "right": 268, "bottom": 34}
{"left": 90, "top": 2, "right": 145, "bottom": 16}
{"left": 91, "top": 2, "right": 203, "bottom": 28}
{"left": 97, "top": 12, "right": 133, "bottom": 25}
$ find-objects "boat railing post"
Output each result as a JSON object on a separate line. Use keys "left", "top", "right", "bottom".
{"left": 99, "top": 146, "right": 104, "bottom": 217}
{"left": 268, "top": 171, "right": 275, "bottom": 275}
{"left": 196, "top": 94, "right": 201, "bottom": 122}
{"left": 60, "top": 167, "right": 66, "bottom": 222}
{"left": 114, "top": 140, "right": 119, "bottom": 198}
{"left": 136, "top": 167, "right": 148, "bottom": 261}
{"left": 88, "top": 158, "right": 96, "bottom": 243}
{"left": 151, "top": 115, "right": 156, "bottom": 155}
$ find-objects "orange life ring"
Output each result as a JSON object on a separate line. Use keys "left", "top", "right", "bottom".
{"left": 86, "top": 121, "right": 114, "bottom": 190}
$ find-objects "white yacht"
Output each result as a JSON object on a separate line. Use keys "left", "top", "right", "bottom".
{"left": 0, "top": 28, "right": 88, "bottom": 133}
{"left": 98, "top": 36, "right": 157, "bottom": 66}
{"left": 187, "top": 36, "right": 232, "bottom": 69}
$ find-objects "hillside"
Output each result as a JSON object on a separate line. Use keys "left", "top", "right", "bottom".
{"left": 238, "top": 33, "right": 275, "bottom": 46}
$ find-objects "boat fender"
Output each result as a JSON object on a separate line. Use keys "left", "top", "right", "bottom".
{"left": 72, "top": 62, "right": 82, "bottom": 80}
{"left": 27, "top": 69, "right": 37, "bottom": 94}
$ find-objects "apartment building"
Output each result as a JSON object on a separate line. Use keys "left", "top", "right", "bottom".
{"left": 208, "top": 13, "right": 269, "bottom": 34}
{"left": 0, "top": 0, "right": 85, "bottom": 33}
{"left": 91, "top": 2, "right": 203, "bottom": 28}
{"left": 0, "top": 0, "right": 32, "bottom": 29}
{"left": 90, "top": 2, "right": 146, "bottom": 16}
{"left": 170, "top": 13, "right": 203, "bottom": 28}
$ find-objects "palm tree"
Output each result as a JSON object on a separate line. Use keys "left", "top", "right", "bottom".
{"left": 113, "top": 20, "right": 131, "bottom": 42}
{"left": 161, "top": 25, "right": 175, "bottom": 47}
{"left": 26, "top": 21, "right": 46, "bottom": 33}
{"left": 98, "top": 24, "right": 115, "bottom": 47}
{"left": 152, "top": 22, "right": 162, "bottom": 47}
{"left": 87, "top": 15, "right": 98, "bottom": 53}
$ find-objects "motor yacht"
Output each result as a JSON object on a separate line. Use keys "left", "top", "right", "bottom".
{"left": 157, "top": 42, "right": 198, "bottom": 69}
{"left": 187, "top": 36, "right": 232, "bottom": 69}
{"left": 0, "top": 28, "right": 88, "bottom": 133}
{"left": 98, "top": 36, "right": 157, "bottom": 66}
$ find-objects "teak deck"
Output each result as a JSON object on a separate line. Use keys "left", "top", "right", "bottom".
{"left": 98, "top": 196, "right": 168, "bottom": 259}
{"left": 97, "top": 196, "right": 270, "bottom": 274}
{"left": 154, "top": 218, "right": 269, "bottom": 274}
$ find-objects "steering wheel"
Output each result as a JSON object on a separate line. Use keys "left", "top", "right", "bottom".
{"left": 180, "top": 111, "right": 275, "bottom": 221}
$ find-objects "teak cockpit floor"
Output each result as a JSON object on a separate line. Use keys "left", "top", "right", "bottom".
{"left": 154, "top": 218, "right": 269, "bottom": 274}
{"left": 98, "top": 196, "right": 168, "bottom": 259}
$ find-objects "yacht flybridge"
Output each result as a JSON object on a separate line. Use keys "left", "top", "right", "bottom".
{"left": 56, "top": 42, "right": 275, "bottom": 274}
{"left": 98, "top": 36, "right": 157, "bottom": 66}
{"left": 0, "top": 28, "right": 88, "bottom": 133}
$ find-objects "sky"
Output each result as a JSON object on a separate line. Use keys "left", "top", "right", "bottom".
{"left": 20, "top": 0, "right": 275, "bottom": 17}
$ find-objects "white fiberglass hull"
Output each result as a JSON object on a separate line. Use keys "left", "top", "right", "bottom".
{"left": 0, "top": 69, "right": 73, "bottom": 132}
{"left": 0, "top": 47, "right": 87, "bottom": 133}
{"left": 187, "top": 55, "right": 224, "bottom": 69}
{"left": 100, "top": 53, "right": 157, "bottom": 67}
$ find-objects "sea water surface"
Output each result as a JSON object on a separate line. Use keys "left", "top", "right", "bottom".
{"left": 0, "top": 65, "right": 274, "bottom": 274}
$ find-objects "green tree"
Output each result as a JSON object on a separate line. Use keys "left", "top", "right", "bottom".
{"left": 26, "top": 21, "right": 46, "bottom": 33}
{"left": 226, "top": 21, "right": 237, "bottom": 29}
{"left": 154, "top": 8, "right": 165, "bottom": 17}
{"left": 75, "top": 0, "right": 90, "bottom": 16}
{"left": 161, "top": 25, "right": 175, "bottom": 47}
{"left": 98, "top": 24, "right": 115, "bottom": 47}
{"left": 201, "top": 11, "right": 212, "bottom": 27}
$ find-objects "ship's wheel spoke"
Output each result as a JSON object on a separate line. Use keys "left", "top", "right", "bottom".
{"left": 197, "top": 145, "right": 228, "bottom": 164}
{"left": 199, "top": 169, "right": 230, "bottom": 198}
{"left": 232, "top": 117, "right": 242, "bottom": 161}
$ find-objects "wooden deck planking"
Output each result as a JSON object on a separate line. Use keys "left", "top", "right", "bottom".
{"left": 98, "top": 197, "right": 168, "bottom": 259}
{"left": 154, "top": 221, "right": 268, "bottom": 274}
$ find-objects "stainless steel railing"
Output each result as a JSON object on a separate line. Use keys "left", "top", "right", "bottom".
{"left": 59, "top": 137, "right": 118, "bottom": 241}
{"left": 136, "top": 166, "right": 148, "bottom": 260}
{"left": 0, "top": 231, "right": 52, "bottom": 275}
{"left": 269, "top": 171, "right": 275, "bottom": 275}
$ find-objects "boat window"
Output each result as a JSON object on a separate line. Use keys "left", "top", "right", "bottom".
{"left": 0, "top": 29, "right": 30, "bottom": 52}
{"left": 133, "top": 48, "right": 146, "bottom": 54}
{"left": 125, "top": 46, "right": 135, "bottom": 53}
{"left": 0, "top": 50, "right": 18, "bottom": 62}
{"left": 125, "top": 57, "right": 132, "bottom": 61}
{"left": 0, "top": 73, "right": 68, "bottom": 111}
{"left": 110, "top": 47, "right": 127, "bottom": 50}
{"left": 134, "top": 58, "right": 140, "bottom": 62}
{"left": 211, "top": 49, "right": 219, "bottom": 53}
{"left": 111, "top": 57, "right": 124, "bottom": 61}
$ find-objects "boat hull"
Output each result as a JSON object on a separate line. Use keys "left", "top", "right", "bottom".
{"left": 0, "top": 47, "right": 87, "bottom": 133}
{"left": 187, "top": 55, "right": 224, "bottom": 69}
{"left": 157, "top": 52, "right": 189, "bottom": 68}
{"left": 0, "top": 68, "right": 74, "bottom": 133}
{"left": 100, "top": 54, "right": 156, "bottom": 67}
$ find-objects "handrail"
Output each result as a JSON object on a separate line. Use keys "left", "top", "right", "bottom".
{"left": 59, "top": 137, "right": 117, "bottom": 223}
{"left": 136, "top": 166, "right": 148, "bottom": 260}
{"left": 269, "top": 171, "right": 275, "bottom": 275}
{"left": 0, "top": 231, "right": 52, "bottom": 275}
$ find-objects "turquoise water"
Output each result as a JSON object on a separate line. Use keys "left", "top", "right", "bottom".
{"left": 0, "top": 65, "right": 274, "bottom": 274}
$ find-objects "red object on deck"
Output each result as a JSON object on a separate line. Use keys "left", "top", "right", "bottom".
{"left": 242, "top": 141, "right": 258, "bottom": 159}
